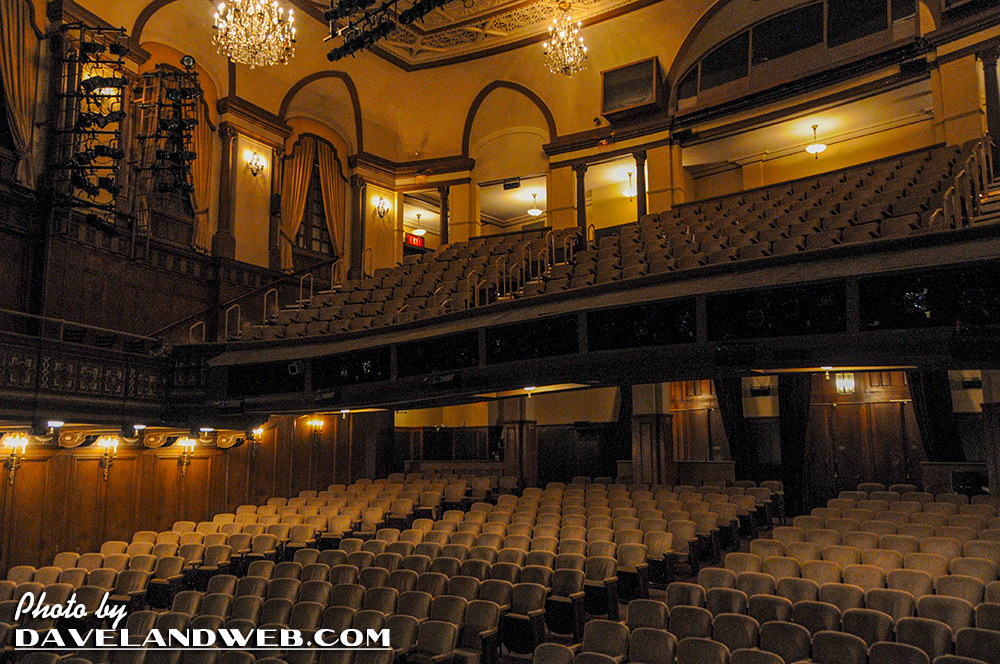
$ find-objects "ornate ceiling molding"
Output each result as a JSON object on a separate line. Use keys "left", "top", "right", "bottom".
{"left": 309, "top": 0, "right": 662, "bottom": 69}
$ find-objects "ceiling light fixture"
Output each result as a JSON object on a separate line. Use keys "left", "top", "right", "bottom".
{"left": 623, "top": 172, "right": 636, "bottom": 200}
{"left": 543, "top": 2, "right": 588, "bottom": 77}
{"left": 806, "top": 124, "right": 827, "bottom": 158}
{"left": 412, "top": 213, "right": 427, "bottom": 236}
{"left": 527, "top": 193, "right": 543, "bottom": 217}
{"left": 213, "top": 0, "right": 296, "bottom": 68}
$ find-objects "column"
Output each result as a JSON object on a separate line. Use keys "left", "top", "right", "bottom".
{"left": 982, "top": 371, "right": 1000, "bottom": 495}
{"left": 671, "top": 142, "right": 688, "bottom": 207}
{"left": 448, "top": 182, "right": 479, "bottom": 242}
{"left": 979, "top": 46, "right": 1000, "bottom": 175}
{"left": 497, "top": 397, "right": 538, "bottom": 487}
{"left": 645, "top": 144, "right": 673, "bottom": 214}
{"left": 212, "top": 123, "right": 238, "bottom": 259}
{"left": 438, "top": 185, "right": 450, "bottom": 246}
{"left": 349, "top": 175, "right": 366, "bottom": 279}
{"left": 931, "top": 53, "right": 986, "bottom": 147}
{"left": 633, "top": 150, "right": 648, "bottom": 219}
{"left": 573, "top": 163, "right": 588, "bottom": 241}
{"left": 631, "top": 383, "right": 677, "bottom": 484}
{"left": 546, "top": 166, "right": 576, "bottom": 229}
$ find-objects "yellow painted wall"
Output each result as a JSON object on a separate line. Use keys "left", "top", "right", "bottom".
{"left": 590, "top": 182, "right": 638, "bottom": 229}
{"left": 532, "top": 387, "right": 620, "bottom": 425}
{"left": 233, "top": 135, "right": 273, "bottom": 268}
{"left": 761, "top": 119, "right": 937, "bottom": 187}
{"left": 365, "top": 184, "right": 401, "bottom": 271}
{"left": 395, "top": 403, "right": 490, "bottom": 427}
{"left": 690, "top": 167, "right": 742, "bottom": 202}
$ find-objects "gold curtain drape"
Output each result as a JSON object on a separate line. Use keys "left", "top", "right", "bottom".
{"left": 316, "top": 140, "right": 345, "bottom": 259}
{"left": 0, "top": 0, "right": 39, "bottom": 186}
{"left": 279, "top": 135, "right": 316, "bottom": 272}
{"left": 189, "top": 98, "right": 215, "bottom": 253}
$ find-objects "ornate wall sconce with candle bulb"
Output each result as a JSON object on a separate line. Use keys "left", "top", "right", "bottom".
{"left": 245, "top": 151, "right": 266, "bottom": 177}
{"left": 247, "top": 426, "right": 264, "bottom": 463}
{"left": 96, "top": 434, "right": 119, "bottom": 481}
{"left": 178, "top": 436, "right": 196, "bottom": 477}
{"left": 2, "top": 432, "right": 29, "bottom": 486}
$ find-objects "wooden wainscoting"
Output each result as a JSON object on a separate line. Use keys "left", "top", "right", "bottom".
{"left": 0, "top": 412, "right": 390, "bottom": 576}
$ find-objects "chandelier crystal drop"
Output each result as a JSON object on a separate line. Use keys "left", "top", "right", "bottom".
{"left": 543, "top": 2, "right": 587, "bottom": 77}
{"left": 213, "top": 0, "right": 296, "bottom": 68}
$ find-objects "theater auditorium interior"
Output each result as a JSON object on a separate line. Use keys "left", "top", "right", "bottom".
{"left": 5, "top": 0, "right": 1000, "bottom": 661}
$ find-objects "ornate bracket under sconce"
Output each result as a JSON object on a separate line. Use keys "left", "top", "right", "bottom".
{"left": 96, "top": 435, "right": 119, "bottom": 481}
{"left": 246, "top": 151, "right": 266, "bottom": 177}
{"left": 178, "top": 436, "right": 196, "bottom": 477}
{"left": 2, "top": 433, "right": 28, "bottom": 486}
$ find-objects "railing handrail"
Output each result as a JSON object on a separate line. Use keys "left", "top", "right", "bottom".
{"left": 0, "top": 307, "right": 160, "bottom": 343}
{"left": 224, "top": 304, "right": 241, "bottom": 341}
{"left": 189, "top": 321, "right": 206, "bottom": 344}
{"left": 299, "top": 273, "right": 314, "bottom": 306}
{"left": 148, "top": 255, "right": 341, "bottom": 338}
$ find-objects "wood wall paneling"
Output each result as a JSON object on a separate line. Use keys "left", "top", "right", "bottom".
{"left": 0, "top": 413, "right": 387, "bottom": 576}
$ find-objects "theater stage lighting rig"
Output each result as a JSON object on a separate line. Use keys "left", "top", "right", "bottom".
{"left": 54, "top": 24, "right": 131, "bottom": 227}
{"left": 325, "top": 0, "right": 452, "bottom": 61}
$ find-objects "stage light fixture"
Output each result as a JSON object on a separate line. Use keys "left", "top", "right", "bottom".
{"left": 79, "top": 41, "right": 106, "bottom": 57}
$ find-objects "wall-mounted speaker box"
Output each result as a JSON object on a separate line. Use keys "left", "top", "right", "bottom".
{"left": 601, "top": 56, "right": 665, "bottom": 123}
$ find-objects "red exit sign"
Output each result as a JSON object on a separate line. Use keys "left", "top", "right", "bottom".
{"left": 405, "top": 233, "right": 425, "bottom": 248}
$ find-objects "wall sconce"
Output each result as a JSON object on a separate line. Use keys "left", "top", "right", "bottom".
{"left": 307, "top": 418, "right": 324, "bottom": 433}
{"left": 178, "top": 436, "right": 196, "bottom": 477}
{"left": 3, "top": 432, "right": 29, "bottom": 486}
{"left": 373, "top": 196, "right": 390, "bottom": 218}
{"left": 245, "top": 151, "right": 266, "bottom": 177}
{"left": 96, "top": 434, "right": 119, "bottom": 481}
{"left": 248, "top": 426, "right": 264, "bottom": 463}
{"left": 340, "top": 409, "right": 350, "bottom": 419}
{"left": 524, "top": 386, "right": 537, "bottom": 399}
{"left": 835, "top": 373, "right": 856, "bottom": 395}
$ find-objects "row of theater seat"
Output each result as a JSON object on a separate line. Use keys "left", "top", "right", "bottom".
{"left": 244, "top": 138, "right": 991, "bottom": 342}
{"left": 531, "top": 607, "right": 1000, "bottom": 664}
{"left": 1, "top": 475, "right": 786, "bottom": 664}
{"left": 511, "top": 477, "right": 1000, "bottom": 664}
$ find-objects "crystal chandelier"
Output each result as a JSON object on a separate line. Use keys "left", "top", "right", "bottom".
{"left": 213, "top": 0, "right": 296, "bottom": 68}
{"left": 543, "top": 2, "right": 587, "bottom": 77}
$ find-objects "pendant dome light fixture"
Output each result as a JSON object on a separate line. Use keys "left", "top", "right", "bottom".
{"left": 806, "top": 124, "right": 827, "bottom": 158}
